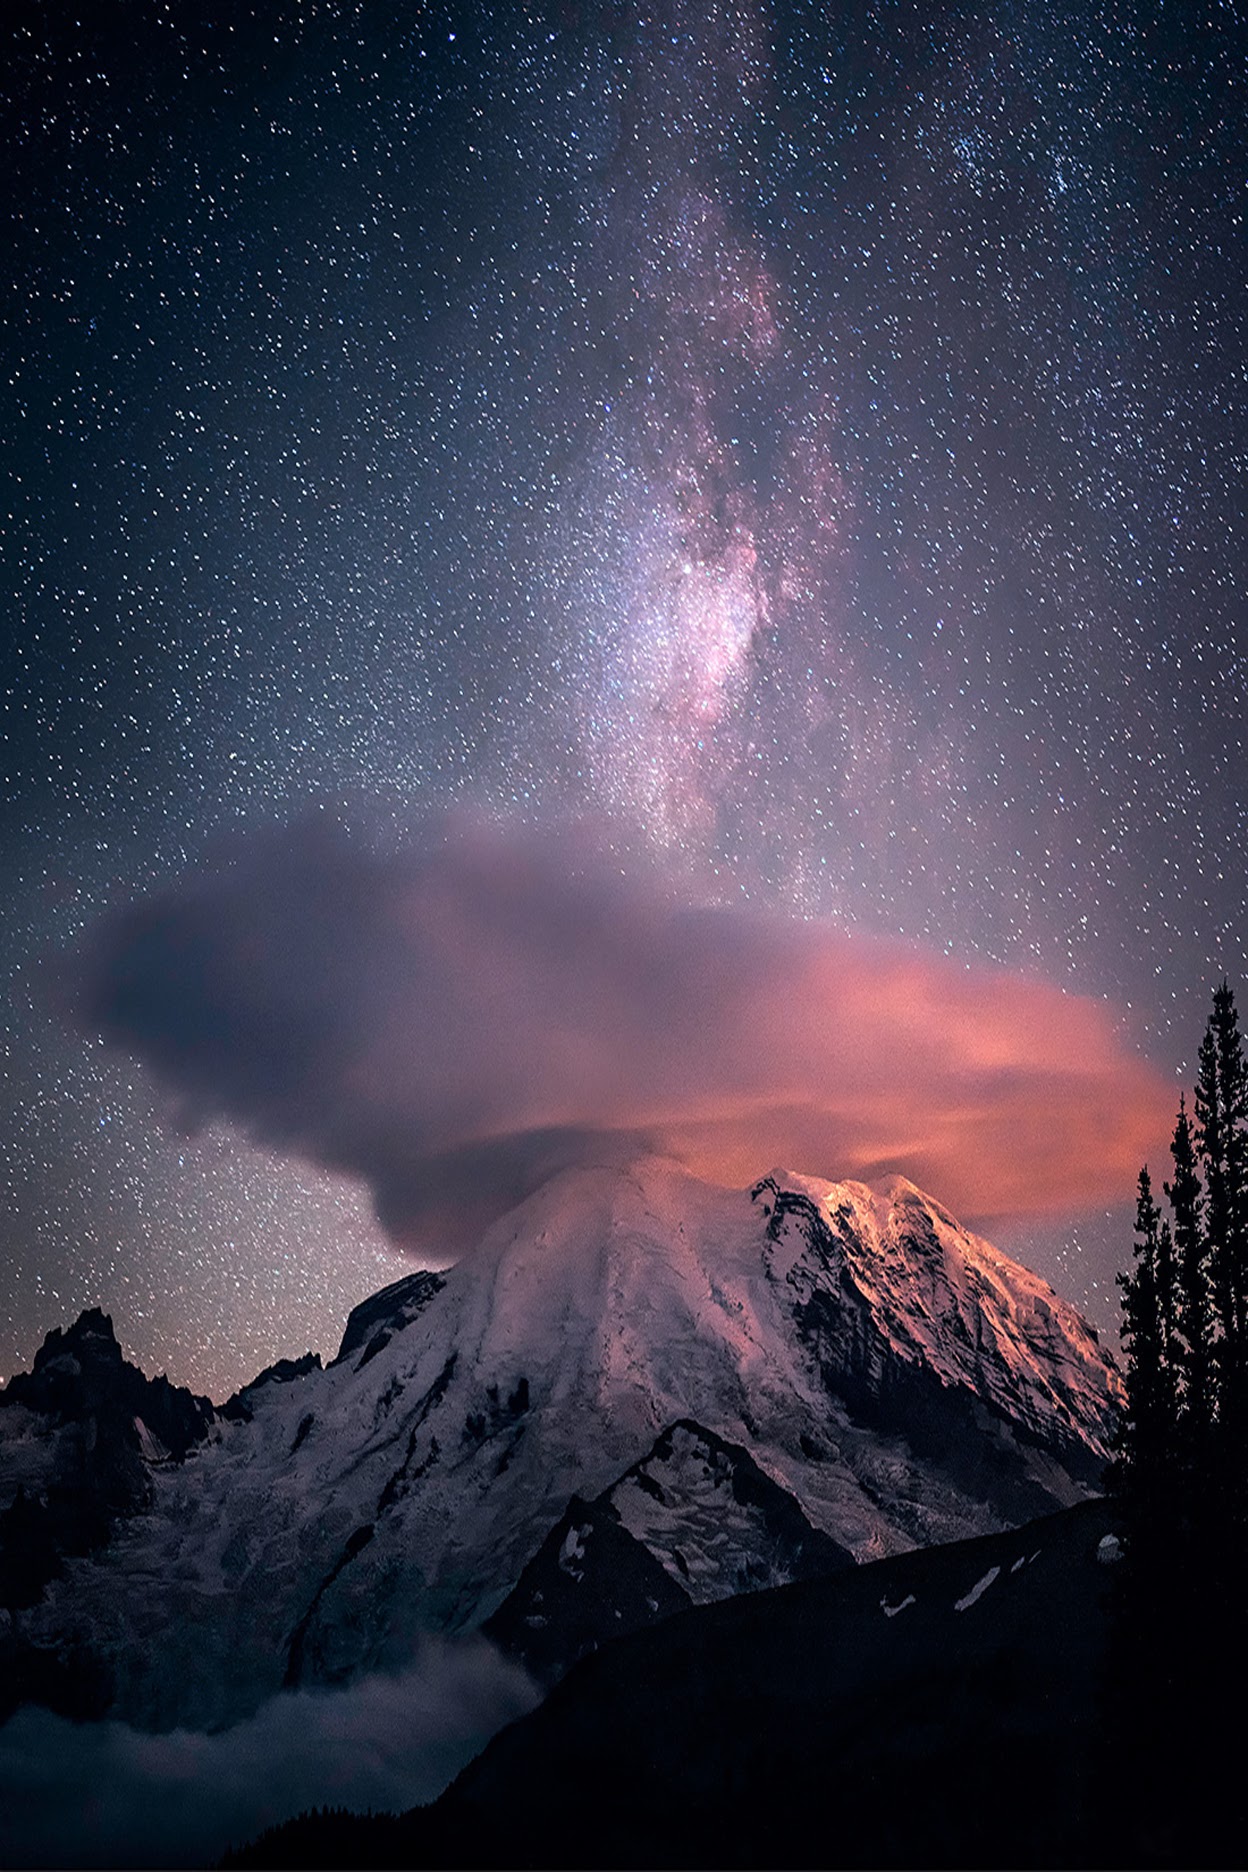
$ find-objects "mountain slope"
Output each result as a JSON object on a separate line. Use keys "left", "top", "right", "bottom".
{"left": 1, "top": 1156, "right": 1120, "bottom": 1730}
{"left": 228, "top": 1499, "right": 1126, "bottom": 1871}
{"left": 485, "top": 1416, "right": 853, "bottom": 1683}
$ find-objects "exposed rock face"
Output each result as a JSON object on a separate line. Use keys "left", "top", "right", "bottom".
{"left": 753, "top": 1173, "right": 1114, "bottom": 1513}
{"left": 0, "top": 1309, "right": 215, "bottom": 1544}
{"left": 486, "top": 1417, "right": 852, "bottom": 1684}
{"left": 333, "top": 1270, "right": 447, "bottom": 1369}
{"left": 221, "top": 1353, "right": 323, "bottom": 1424}
{"left": 2, "top": 1309, "right": 215, "bottom": 1463}
{"left": 0, "top": 1158, "right": 1120, "bottom": 1730}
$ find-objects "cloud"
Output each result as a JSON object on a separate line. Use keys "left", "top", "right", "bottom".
{"left": 72, "top": 817, "right": 1171, "bottom": 1250}
{"left": 0, "top": 1637, "right": 537, "bottom": 1868}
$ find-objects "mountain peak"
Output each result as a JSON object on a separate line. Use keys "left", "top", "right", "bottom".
{"left": 0, "top": 1306, "right": 214, "bottom": 1454}
{"left": 48, "top": 1307, "right": 123, "bottom": 1358}
{"left": 0, "top": 1157, "right": 1123, "bottom": 1731}
{"left": 2, "top": 1310, "right": 126, "bottom": 1414}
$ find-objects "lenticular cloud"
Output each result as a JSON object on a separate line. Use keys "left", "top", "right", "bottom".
{"left": 73, "top": 816, "right": 1171, "bottom": 1253}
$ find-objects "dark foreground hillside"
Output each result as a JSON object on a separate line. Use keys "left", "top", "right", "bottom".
{"left": 227, "top": 1495, "right": 1219, "bottom": 1870}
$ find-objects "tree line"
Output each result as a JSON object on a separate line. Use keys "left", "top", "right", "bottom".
{"left": 1107, "top": 979, "right": 1248, "bottom": 1865}
{"left": 1112, "top": 979, "right": 1248, "bottom": 1552}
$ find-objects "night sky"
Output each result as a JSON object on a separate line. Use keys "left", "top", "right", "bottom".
{"left": 3, "top": 0, "right": 1245, "bottom": 1400}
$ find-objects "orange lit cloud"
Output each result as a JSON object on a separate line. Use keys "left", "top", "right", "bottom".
{"left": 74, "top": 818, "right": 1172, "bottom": 1252}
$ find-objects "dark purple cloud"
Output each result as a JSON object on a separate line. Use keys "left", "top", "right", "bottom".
{"left": 73, "top": 818, "right": 1172, "bottom": 1253}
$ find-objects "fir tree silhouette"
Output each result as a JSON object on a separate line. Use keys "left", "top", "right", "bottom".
{"left": 1105, "top": 983, "right": 1248, "bottom": 1867}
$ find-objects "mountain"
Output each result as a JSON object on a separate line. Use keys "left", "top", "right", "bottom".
{"left": 484, "top": 1416, "right": 854, "bottom": 1684}
{"left": 0, "top": 1156, "right": 1121, "bottom": 1732}
{"left": 228, "top": 1498, "right": 1127, "bottom": 1870}
{"left": 0, "top": 1309, "right": 215, "bottom": 1722}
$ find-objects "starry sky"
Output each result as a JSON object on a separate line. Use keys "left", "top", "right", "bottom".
{"left": 3, "top": 0, "right": 1245, "bottom": 1400}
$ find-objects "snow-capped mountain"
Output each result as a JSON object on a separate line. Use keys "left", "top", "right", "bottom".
{"left": 0, "top": 1157, "right": 1121, "bottom": 1730}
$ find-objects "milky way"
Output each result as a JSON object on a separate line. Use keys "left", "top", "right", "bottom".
{"left": 2, "top": 0, "right": 1245, "bottom": 1394}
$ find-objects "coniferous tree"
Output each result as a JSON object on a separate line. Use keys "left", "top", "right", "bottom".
{"left": 1193, "top": 983, "right": 1248, "bottom": 1596}
{"left": 1110, "top": 1167, "right": 1174, "bottom": 1530}
{"left": 1155, "top": 1211, "right": 1178, "bottom": 1383}
{"left": 1197, "top": 983, "right": 1248, "bottom": 1426}
{"left": 1103, "top": 1167, "right": 1188, "bottom": 1863}
{"left": 1105, "top": 987, "right": 1248, "bottom": 1867}
{"left": 1197, "top": 996, "right": 1233, "bottom": 1372}
{"left": 1220, "top": 987, "right": 1248, "bottom": 1357}
{"left": 1166, "top": 1094, "right": 1213, "bottom": 1472}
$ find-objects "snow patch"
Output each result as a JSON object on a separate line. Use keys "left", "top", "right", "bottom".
{"left": 954, "top": 1565, "right": 1000, "bottom": 1612}
{"left": 880, "top": 1593, "right": 916, "bottom": 1618}
{"left": 558, "top": 1525, "right": 587, "bottom": 1578}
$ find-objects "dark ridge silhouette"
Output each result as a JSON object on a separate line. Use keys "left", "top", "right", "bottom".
{"left": 226, "top": 1498, "right": 1169, "bottom": 1871}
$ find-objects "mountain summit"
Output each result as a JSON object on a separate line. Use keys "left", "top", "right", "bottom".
{"left": 0, "top": 1157, "right": 1119, "bottom": 1729}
